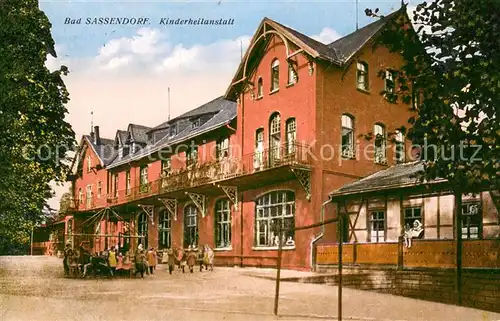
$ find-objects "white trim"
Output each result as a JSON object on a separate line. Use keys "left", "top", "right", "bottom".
{"left": 252, "top": 246, "right": 295, "bottom": 251}
{"left": 213, "top": 247, "right": 232, "bottom": 252}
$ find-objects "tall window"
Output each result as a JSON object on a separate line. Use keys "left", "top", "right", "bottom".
{"left": 184, "top": 204, "right": 198, "bottom": 248}
{"left": 374, "top": 124, "right": 387, "bottom": 164}
{"left": 404, "top": 207, "right": 422, "bottom": 229}
{"left": 462, "top": 202, "right": 481, "bottom": 239}
{"left": 286, "top": 118, "right": 296, "bottom": 154}
{"left": 385, "top": 70, "right": 396, "bottom": 95}
{"left": 288, "top": 62, "right": 297, "bottom": 85}
{"left": 395, "top": 130, "right": 405, "bottom": 164}
{"left": 269, "top": 113, "right": 281, "bottom": 165}
{"left": 161, "top": 157, "right": 171, "bottom": 175}
{"left": 215, "top": 199, "right": 231, "bottom": 248}
{"left": 140, "top": 166, "right": 148, "bottom": 193}
{"left": 271, "top": 59, "right": 279, "bottom": 91}
{"left": 138, "top": 212, "right": 148, "bottom": 249}
{"left": 87, "top": 155, "right": 92, "bottom": 173}
{"left": 341, "top": 114, "right": 355, "bottom": 158}
{"left": 186, "top": 145, "right": 198, "bottom": 167}
{"left": 113, "top": 173, "right": 119, "bottom": 198}
{"left": 169, "top": 123, "right": 177, "bottom": 137}
{"left": 254, "top": 128, "right": 264, "bottom": 170}
{"left": 257, "top": 77, "right": 263, "bottom": 98}
{"left": 356, "top": 62, "right": 368, "bottom": 91}
{"left": 370, "top": 211, "right": 385, "bottom": 242}
{"left": 158, "top": 209, "right": 171, "bottom": 249}
{"left": 97, "top": 181, "right": 102, "bottom": 198}
{"left": 216, "top": 137, "right": 230, "bottom": 160}
{"left": 255, "top": 191, "right": 295, "bottom": 247}
{"left": 78, "top": 188, "right": 83, "bottom": 204}
{"left": 86, "top": 185, "right": 92, "bottom": 208}
{"left": 125, "top": 170, "right": 131, "bottom": 195}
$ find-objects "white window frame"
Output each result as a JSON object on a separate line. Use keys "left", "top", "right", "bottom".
{"left": 374, "top": 124, "right": 387, "bottom": 164}
{"left": 159, "top": 209, "right": 172, "bottom": 249}
{"left": 341, "top": 115, "right": 355, "bottom": 158}
{"left": 286, "top": 118, "right": 296, "bottom": 155}
{"left": 215, "top": 199, "right": 232, "bottom": 249}
{"left": 385, "top": 70, "right": 395, "bottom": 95}
{"left": 257, "top": 77, "right": 263, "bottom": 98}
{"left": 288, "top": 62, "right": 297, "bottom": 85}
{"left": 356, "top": 62, "right": 368, "bottom": 91}
{"left": 395, "top": 130, "right": 405, "bottom": 164}
{"left": 271, "top": 59, "right": 280, "bottom": 92}
{"left": 125, "top": 170, "right": 131, "bottom": 195}
{"left": 254, "top": 191, "right": 295, "bottom": 248}
{"left": 461, "top": 201, "right": 481, "bottom": 240}
{"left": 184, "top": 204, "right": 198, "bottom": 248}
{"left": 369, "top": 210, "right": 385, "bottom": 243}
{"left": 87, "top": 155, "right": 92, "bottom": 173}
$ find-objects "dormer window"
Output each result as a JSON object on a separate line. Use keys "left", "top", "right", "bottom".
{"left": 192, "top": 118, "right": 200, "bottom": 129}
{"left": 169, "top": 124, "right": 177, "bottom": 137}
{"left": 271, "top": 59, "right": 279, "bottom": 92}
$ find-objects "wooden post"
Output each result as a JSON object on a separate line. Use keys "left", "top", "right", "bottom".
{"left": 454, "top": 190, "right": 462, "bottom": 305}
{"left": 338, "top": 213, "right": 343, "bottom": 321}
{"left": 274, "top": 225, "right": 283, "bottom": 315}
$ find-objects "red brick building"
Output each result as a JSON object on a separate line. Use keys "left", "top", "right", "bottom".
{"left": 65, "top": 9, "right": 416, "bottom": 270}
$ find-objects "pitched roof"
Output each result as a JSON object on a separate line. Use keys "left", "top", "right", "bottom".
{"left": 115, "top": 130, "right": 127, "bottom": 145}
{"left": 127, "top": 124, "right": 152, "bottom": 144}
{"left": 270, "top": 19, "right": 340, "bottom": 62}
{"left": 84, "top": 136, "right": 117, "bottom": 166}
{"left": 329, "top": 162, "right": 442, "bottom": 197}
{"left": 107, "top": 97, "right": 236, "bottom": 169}
{"left": 328, "top": 10, "right": 402, "bottom": 63}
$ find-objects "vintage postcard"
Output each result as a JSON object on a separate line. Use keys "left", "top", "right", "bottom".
{"left": 1, "top": 0, "right": 499, "bottom": 320}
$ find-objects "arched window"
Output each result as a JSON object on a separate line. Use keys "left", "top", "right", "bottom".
{"left": 257, "top": 77, "right": 263, "bottom": 98}
{"left": 215, "top": 199, "right": 231, "bottom": 248}
{"left": 138, "top": 212, "right": 148, "bottom": 249}
{"left": 254, "top": 128, "right": 264, "bottom": 170}
{"left": 374, "top": 123, "right": 387, "bottom": 164}
{"left": 271, "top": 59, "right": 279, "bottom": 91}
{"left": 269, "top": 113, "right": 281, "bottom": 165}
{"left": 395, "top": 130, "right": 405, "bottom": 164}
{"left": 286, "top": 118, "right": 296, "bottom": 154}
{"left": 87, "top": 155, "right": 92, "bottom": 173}
{"left": 184, "top": 204, "right": 198, "bottom": 248}
{"left": 356, "top": 62, "right": 369, "bottom": 90}
{"left": 158, "top": 209, "right": 171, "bottom": 249}
{"left": 255, "top": 191, "right": 295, "bottom": 248}
{"left": 341, "top": 114, "right": 355, "bottom": 158}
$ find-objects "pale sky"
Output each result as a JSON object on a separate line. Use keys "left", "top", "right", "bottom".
{"left": 41, "top": 0, "right": 413, "bottom": 210}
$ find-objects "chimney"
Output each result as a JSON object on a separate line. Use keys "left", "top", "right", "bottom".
{"left": 94, "top": 126, "right": 101, "bottom": 145}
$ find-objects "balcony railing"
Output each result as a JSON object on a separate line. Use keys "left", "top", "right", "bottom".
{"left": 75, "top": 142, "right": 311, "bottom": 210}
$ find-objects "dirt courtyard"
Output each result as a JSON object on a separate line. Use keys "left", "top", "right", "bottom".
{"left": 1, "top": 256, "right": 499, "bottom": 321}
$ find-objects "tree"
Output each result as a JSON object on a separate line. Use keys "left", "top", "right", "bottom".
{"left": 367, "top": 1, "right": 500, "bottom": 304}
{"left": 0, "top": 0, "right": 75, "bottom": 254}
{"left": 59, "top": 190, "right": 73, "bottom": 217}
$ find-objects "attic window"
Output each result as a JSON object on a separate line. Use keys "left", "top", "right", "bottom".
{"left": 271, "top": 59, "right": 279, "bottom": 92}
{"left": 192, "top": 118, "right": 201, "bottom": 129}
{"left": 169, "top": 124, "right": 177, "bottom": 137}
{"left": 288, "top": 62, "right": 298, "bottom": 85}
{"left": 87, "top": 156, "right": 92, "bottom": 173}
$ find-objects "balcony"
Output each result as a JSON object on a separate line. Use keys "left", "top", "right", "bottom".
{"left": 74, "top": 142, "right": 312, "bottom": 211}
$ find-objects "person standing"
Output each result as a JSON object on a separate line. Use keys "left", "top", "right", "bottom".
{"left": 63, "top": 243, "right": 73, "bottom": 277}
{"left": 186, "top": 246, "right": 197, "bottom": 273}
{"left": 134, "top": 244, "right": 146, "bottom": 278}
{"left": 108, "top": 248, "right": 117, "bottom": 277}
{"left": 146, "top": 247, "right": 157, "bottom": 275}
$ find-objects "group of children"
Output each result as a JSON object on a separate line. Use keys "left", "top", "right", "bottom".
{"left": 161, "top": 244, "right": 215, "bottom": 275}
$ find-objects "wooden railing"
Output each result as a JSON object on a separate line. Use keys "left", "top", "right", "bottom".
{"left": 75, "top": 142, "right": 311, "bottom": 211}
{"left": 316, "top": 239, "right": 500, "bottom": 269}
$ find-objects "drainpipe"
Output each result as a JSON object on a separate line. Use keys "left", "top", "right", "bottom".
{"left": 310, "top": 196, "right": 332, "bottom": 271}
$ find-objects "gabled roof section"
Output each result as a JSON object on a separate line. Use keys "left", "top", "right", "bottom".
{"left": 84, "top": 135, "right": 117, "bottom": 166}
{"left": 224, "top": 8, "right": 407, "bottom": 101}
{"left": 115, "top": 130, "right": 127, "bottom": 147}
{"left": 328, "top": 8, "right": 406, "bottom": 63}
{"left": 224, "top": 17, "right": 340, "bottom": 101}
{"left": 127, "top": 124, "right": 152, "bottom": 144}
{"left": 170, "top": 96, "right": 228, "bottom": 121}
